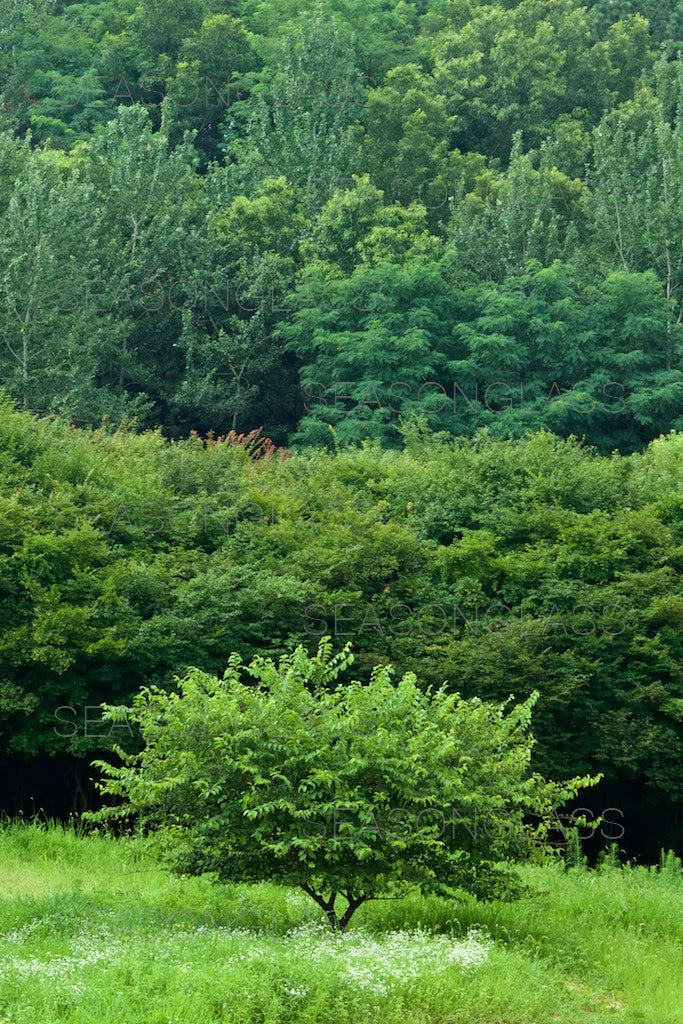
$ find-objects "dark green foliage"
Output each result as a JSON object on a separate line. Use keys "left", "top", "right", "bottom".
{"left": 0, "top": 0, "right": 682, "bottom": 860}
{"left": 0, "top": 0, "right": 680, "bottom": 447}
{"left": 0, "top": 402, "right": 680, "bottom": 851}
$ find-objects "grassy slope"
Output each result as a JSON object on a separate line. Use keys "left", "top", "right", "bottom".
{"left": 0, "top": 823, "right": 681, "bottom": 1024}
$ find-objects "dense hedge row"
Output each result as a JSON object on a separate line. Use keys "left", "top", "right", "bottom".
{"left": 1, "top": 401, "right": 681, "bottom": 848}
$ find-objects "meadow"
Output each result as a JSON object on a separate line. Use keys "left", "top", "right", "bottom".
{"left": 0, "top": 822, "right": 680, "bottom": 1024}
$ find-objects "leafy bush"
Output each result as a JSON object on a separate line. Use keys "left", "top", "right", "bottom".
{"left": 90, "top": 639, "right": 597, "bottom": 929}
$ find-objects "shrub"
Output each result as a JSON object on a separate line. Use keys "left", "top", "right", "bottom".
{"left": 89, "top": 639, "right": 597, "bottom": 929}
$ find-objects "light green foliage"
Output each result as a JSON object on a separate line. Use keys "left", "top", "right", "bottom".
{"left": 223, "top": 14, "right": 364, "bottom": 209}
{"left": 431, "top": 0, "right": 651, "bottom": 158}
{"left": 590, "top": 57, "right": 683, "bottom": 325}
{"left": 0, "top": 145, "right": 120, "bottom": 419}
{"left": 449, "top": 135, "right": 585, "bottom": 281}
{"left": 90, "top": 639, "right": 596, "bottom": 928}
{"left": 0, "top": 403, "right": 680, "bottom": 851}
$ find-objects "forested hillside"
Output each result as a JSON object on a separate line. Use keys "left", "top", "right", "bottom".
{"left": 0, "top": 0, "right": 682, "bottom": 450}
{"left": 1, "top": 1, "right": 682, "bottom": 857}
{"left": 1, "top": 8, "right": 683, "bottom": 1022}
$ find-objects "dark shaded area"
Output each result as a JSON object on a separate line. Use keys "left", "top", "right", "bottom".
{"left": 1, "top": 754, "right": 679, "bottom": 864}
{"left": 566, "top": 781, "right": 682, "bottom": 865}
{"left": 0, "top": 753, "right": 103, "bottom": 820}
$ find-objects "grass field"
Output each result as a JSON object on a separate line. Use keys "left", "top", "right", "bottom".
{"left": 0, "top": 822, "right": 680, "bottom": 1024}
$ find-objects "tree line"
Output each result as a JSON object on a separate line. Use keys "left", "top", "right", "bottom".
{"left": 0, "top": 0, "right": 681, "bottom": 452}
{"left": 0, "top": 402, "right": 680, "bottom": 853}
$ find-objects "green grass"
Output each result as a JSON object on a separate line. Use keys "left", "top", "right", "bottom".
{"left": 0, "top": 822, "right": 681, "bottom": 1023}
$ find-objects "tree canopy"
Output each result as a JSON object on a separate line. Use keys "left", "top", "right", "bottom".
{"left": 0, "top": 402, "right": 680, "bottom": 854}
{"left": 0, "top": 0, "right": 681, "bottom": 450}
{"left": 89, "top": 639, "right": 597, "bottom": 928}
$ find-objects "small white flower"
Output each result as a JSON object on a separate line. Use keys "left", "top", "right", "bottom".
{"left": 283, "top": 984, "right": 309, "bottom": 997}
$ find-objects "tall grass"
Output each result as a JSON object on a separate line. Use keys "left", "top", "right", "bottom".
{"left": 0, "top": 821, "right": 681, "bottom": 1023}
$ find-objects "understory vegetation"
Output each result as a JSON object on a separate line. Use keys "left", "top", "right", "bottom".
{"left": 1, "top": 405, "right": 681, "bottom": 853}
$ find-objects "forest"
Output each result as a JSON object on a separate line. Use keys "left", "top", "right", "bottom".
{"left": 1, "top": 404, "right": 681, "bottom": 856}
{"left": 2, "top": 0, "right": 681, "bottom": 841}
{"left": 0, "top": 0, "right": 681, "bottom": 451}
{"left": 1, "top": 2, "right": 683, "bottom": 1022}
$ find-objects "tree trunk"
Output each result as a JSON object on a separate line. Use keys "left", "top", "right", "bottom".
{"left": 300, "top": 884, "right": 367, "bottom": 931}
